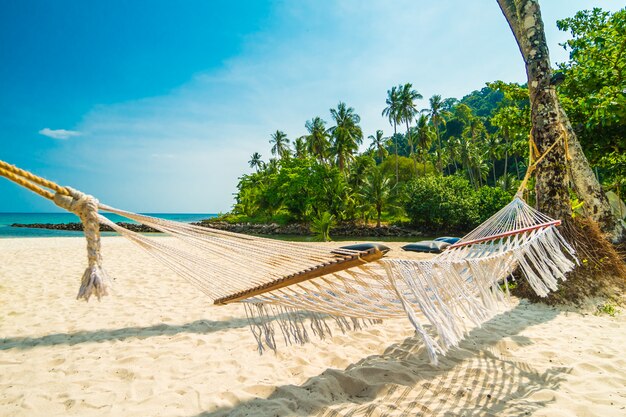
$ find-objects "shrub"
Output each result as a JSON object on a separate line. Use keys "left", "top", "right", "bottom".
{"left": 476, "top": 186, "right": 514, "bottom": 223}
{"left": 403, "top": 175, "right": 514, "bottom": 232}
{"left": 404, "top": 175, "right": 479, "bottom": 232}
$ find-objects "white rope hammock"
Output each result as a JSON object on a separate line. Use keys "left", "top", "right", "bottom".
{"left": 0, "top": 161, "right": 578, "bottom": 364}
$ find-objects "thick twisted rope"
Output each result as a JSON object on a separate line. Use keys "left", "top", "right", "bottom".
{"left": 53, "top": 188, "right": 111, "bottom": 301}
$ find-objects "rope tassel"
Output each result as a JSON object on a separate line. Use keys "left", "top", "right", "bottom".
{"left": 54, "top": 187, "right": 111, "bottom": 301}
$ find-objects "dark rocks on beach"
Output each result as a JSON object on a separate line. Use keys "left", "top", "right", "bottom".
{"left": 12, "top": 220, "right": 424, "bottom": 238}
{"left": 192, "top": 221, "right": 423, "bottom": 238}
{"left": 10, "top": 222, "right": 160, "bottom": 233}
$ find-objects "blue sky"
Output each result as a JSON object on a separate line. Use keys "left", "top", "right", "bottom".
{"left": 0, "top": 0, "right": 622, "bottom": 213}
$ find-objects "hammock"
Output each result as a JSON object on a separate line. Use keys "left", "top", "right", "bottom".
{"left": 0, "top": 160, "right": 578, "bottom": 364}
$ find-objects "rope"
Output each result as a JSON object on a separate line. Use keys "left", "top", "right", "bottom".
{"left": 0, "top": 167, "right": 55, "bottom": 200}
{"left": 54, "top": 187, "right": 111, "bottom": 301}
{"left": 0, "top": 160, "right": 70, "bottom": 196}
{"left": 515, "top": 122, "right": 571, "bottom": 198}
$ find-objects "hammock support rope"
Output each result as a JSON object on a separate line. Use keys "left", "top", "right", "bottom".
{"left": 0, "top": 158, "right": 578, "bottom": 364}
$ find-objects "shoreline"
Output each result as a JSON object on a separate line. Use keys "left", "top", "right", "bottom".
{"left": 10, "top": 220, "right": 447, "bottom": 239}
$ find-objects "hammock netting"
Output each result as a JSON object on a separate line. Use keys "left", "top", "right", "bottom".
{"left": 0, "top": 160, "right": 578, "bottom": 364}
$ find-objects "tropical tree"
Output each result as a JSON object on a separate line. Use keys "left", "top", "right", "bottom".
{"left": 328, "top": 102, "right": 363, "bottom": 173}
{"left": 360, "top": 167, "right": 396, "bottom": 227}
{"left": 382, "top": 86, "right": 402, "bottom": 183}
{"left": 422, "top": 94, "right": 446, "bottom": 174}
{"left": 368, "top": 130, "right": 388, "bottom": 161}
{"left": 398, "top": 83, "right": 423, "bottom": 174}
{"left": 293, "top": 136, "right": 308, "bottom": 159}
{"left": 248, "top": 152, "right": 264, "bottom": 171}
{"left": 305, "top": 117, "right": 330, "bottom": 164}
{"left": 269, "top": 130, "right": 291, "bottom": 160}
{"left": 415, "top": 114, "right": 432, "bottom": 175}
{"left": 486, "top": 133, "right": 502, "bottom": 185}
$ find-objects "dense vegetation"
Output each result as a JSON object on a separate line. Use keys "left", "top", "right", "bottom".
{"left": 226, "top": 7, "right": 625, "bottom": 236}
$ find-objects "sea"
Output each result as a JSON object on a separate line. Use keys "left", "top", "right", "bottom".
{"left": 0, "top": 213, "right": 217, "bottom": 238}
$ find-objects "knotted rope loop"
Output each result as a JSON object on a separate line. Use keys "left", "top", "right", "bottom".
{"left": 54, "top": 187, "right": 111, "bottom": 301}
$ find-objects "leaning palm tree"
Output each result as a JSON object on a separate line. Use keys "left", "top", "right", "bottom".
{"left": 422, "top": 94, "right": 446, "bottom": 174}
{"left": 398, "top": 83, "right": 423, "bottom": 174}
{"left": 248, "top": 152, "right": 264, "bottom": 171}
{"left": 305, "top": 117, "right": 330, "bottom": 164}
{"left": 368, "top": 129, "right": 388, "bottom": 161}
{"left": 382, "top": 86, "right": 402, "bottom": 183}
{"left": 328, "top": 102, "right": 363, "bottom": 173}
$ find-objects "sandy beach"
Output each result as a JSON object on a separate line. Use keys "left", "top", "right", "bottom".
{"left": 0, "top": 236, "right": 624, "bottom": 416}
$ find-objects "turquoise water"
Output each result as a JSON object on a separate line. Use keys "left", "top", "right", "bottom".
{"left": 0, "top": 213, "right": 217, "bottom": 238}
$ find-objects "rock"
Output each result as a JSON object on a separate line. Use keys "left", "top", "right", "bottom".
{"left": 11, "top": 222, "right": 160, "bottom": 233}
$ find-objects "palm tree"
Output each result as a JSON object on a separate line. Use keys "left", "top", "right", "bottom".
{"left": 368, "top": 130, "right": 388, "bottom": 161}
{"left": 328, "top": 102, "right": 363, "bottom": 173}
{"left": 398, "top": 83, "right": 423, "bottom": 174}
{"left": 248, "top": 152, "right": 264, "bottom": 171}
{"left": 294, "top": 136, "right": 308, "bottom": 159}
{"left": 415, "top": 114, "right": 432, "bottom": 176}
{"left": 486, "top": 133, "right": 501, "bottom": 185}
{"left": 422, "top": 95, "right": 446, "bottom": 174}
{"left": 269, "top": 130, "right": 290, "bottom": 160}
{"left": 382, "top": 86, "right": 402, "bottom": 183}
{"left": 360, "top": 167, "right": 395, "bottom": 227}
{"left": 305, "top": 117, "right": 330, "bottom": 164}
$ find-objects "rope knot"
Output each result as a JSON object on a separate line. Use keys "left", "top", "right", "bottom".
{"left": 54, "top": 187, "right": 111, "bottom": 301}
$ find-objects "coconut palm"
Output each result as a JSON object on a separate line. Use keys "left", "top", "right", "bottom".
{"left": 294, "top": 136, "right": 308, "bottom": 159}
{"left": 415, "top": 114, "right": 432, "bottom": 175}
{"left": 269, "top": 130, "right": 290, "bottom": 160}
{"left": 360, "top": 167, "right": 396, "bottom": 227}
{"left": 305, "top": 117, "right": 330, "bottom": 164}
{"left": 382, "top": 86, "right": 402, "bottom": 183}
{"left": 248, "top": 152, "right": 264, "bottom": 171}
{"left": 398, "top": 83, "right": 423, "bottom": 174}
{"left": 328, "top": 102, "right": 363, "bottom": 173}
{"left": 368, "top": 130, "right": 388, "bottom": 161}
{"left": 422, "top": 94, "right": 446, "bottom": 174}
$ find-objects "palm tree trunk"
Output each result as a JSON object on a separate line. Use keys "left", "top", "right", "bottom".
{"left": 393, "top": 124, "right": 399, "bottom": 184}
{"left": 503, "top": 148, "right": 509, "bottom": 179}
{"left": 498, "top": 0, "right": 570, "bottom": 219}
{"left": 406, "top": 121, "right": 417, "bottom": 176}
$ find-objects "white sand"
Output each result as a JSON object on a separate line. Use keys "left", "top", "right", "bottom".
{"left": 0, "top": 237, "right": 624, "bottom": 416}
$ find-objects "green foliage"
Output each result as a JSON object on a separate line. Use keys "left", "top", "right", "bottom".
{"left": 404, "top": 175, "right": 514, "bottom": 232}
{"left": 556, "top": 7, "right": 626, "bottom": 195}
{"left": 310, "top": 212, "right": 336, "bottom": 242}
{"left": 476, "top": 186, "right": 513, "bottom": 223}
{"left": 380, "top": 155, "right": 419, "bottom": 183}
{"left": 404, "top": 175, "right": 479, "bottom": 231}
{"left": 359, "top": 167, "right": 398, "bottom": 227}
{"left": 595, "top": 301, "right": 618, "bottom": 317}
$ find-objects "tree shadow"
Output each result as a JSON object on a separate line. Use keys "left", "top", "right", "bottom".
{"left": 0, "top": 317, "right": 251, "bottom": 351}
{"left": 195, "top": 302, "right": 568, "bottom": 417}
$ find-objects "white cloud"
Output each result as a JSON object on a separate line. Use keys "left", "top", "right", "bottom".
{"left": 39, "top": 128, "right": 81, "bottom": 140}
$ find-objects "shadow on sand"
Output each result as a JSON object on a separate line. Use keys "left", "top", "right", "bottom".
{"left": 0, "top": 317, "right": 251, "bottom": 350}
{"left": 194, "top": 302, "right": 568, "bottom": 417}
